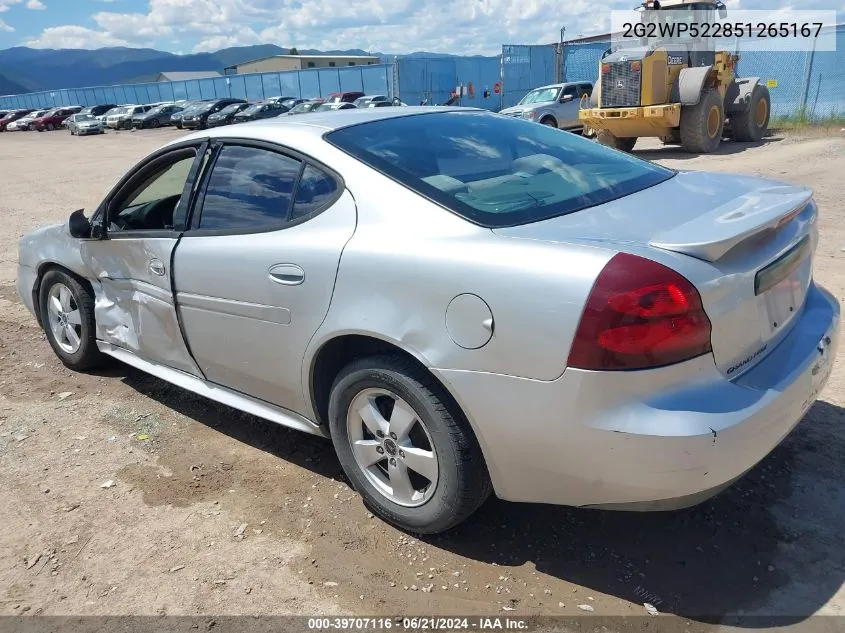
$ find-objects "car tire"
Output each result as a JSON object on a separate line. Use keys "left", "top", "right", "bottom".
{"left": 46, "top": 123, "right": 54, "bottom": 131}
{"left": 730, "top": 83, "right": 770, "bottom": 143}
{"left": 328, "top": 355, "right": 492, "bottom": 534}
{"left": 152, "top": 119, "right": 160, "bottom": 128}
{"left": 680, "top": 87, "right": 725, "bottom": 154}
{"left": 38, "top": 269, "right": 105, "bottom": 372}
{"left": 540, "top": 116, "right": 558, "bottom": 128}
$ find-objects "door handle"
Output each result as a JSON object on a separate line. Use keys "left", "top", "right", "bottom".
{"left": 268, "top": 264, "right": 305, "bottom": 286}
{"left": 149, "top": 259, "right": 166, "bottom": 276}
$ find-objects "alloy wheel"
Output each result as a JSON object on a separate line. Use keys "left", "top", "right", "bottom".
{"left": 46, "top": 283, "right": 83, "bottom": 354}
{"left": 346, "top": 388, "right": 439, "bottom": 507}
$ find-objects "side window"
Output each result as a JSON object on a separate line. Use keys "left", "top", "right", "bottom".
{"left": 579, "top": 83, "right": 593, "bottom": 97}
{"left": 562, "top": 85, "right": 579, "bottom": 98}
{"left": 292, "top": 165, "right": 339, "bottom": 220}
{"left": 109, "top": 150, "right": 197, "bottom": 232}
{"left": 196, "top": 145, "right": 302, "bottom": 231}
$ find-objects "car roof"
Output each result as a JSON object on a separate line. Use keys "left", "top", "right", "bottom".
{"left": 166, "top": 107, "right": 481, "bottom": 153}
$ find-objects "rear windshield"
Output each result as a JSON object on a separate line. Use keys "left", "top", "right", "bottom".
{"left": 324, "top": 111, "right": 675, "bottom": 228}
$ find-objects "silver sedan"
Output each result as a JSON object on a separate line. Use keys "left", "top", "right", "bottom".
{"left": 16, "top": 107, "right": 840, "bottom": 533}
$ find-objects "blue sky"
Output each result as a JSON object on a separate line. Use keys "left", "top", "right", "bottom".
{"left": 0, "top": 0, "right": 841, "bottom": 55}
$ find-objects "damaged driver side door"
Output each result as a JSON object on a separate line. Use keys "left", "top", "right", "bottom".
{"left": 81, "top": 140, "right": 209, "bottom": 376}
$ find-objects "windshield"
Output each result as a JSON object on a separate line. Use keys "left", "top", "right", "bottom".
{"left": 279, "top": 98, "right": 298, "bottom": 108}
{"left": 518, "top": 87, "right": 561, "bottom": 105}
{"left": 76, "top": 114, "right": 96, "bottom": 122}
{"left": 110, "top": 107, "right": 128, "bottom": 116}
{"left": 325, "top": 111, "right": 674, "bottom": 228}
{"left": 241, "top": 104, "right": 264, "bottom": 114}
{"left": 196, "top": 102, "right": 219, "bottom": 112}
{"left": 218, "top": 104, "right": 245, "bottom": 115}
{"left": 290, "top": 102, "right": 316, "bottom": 113}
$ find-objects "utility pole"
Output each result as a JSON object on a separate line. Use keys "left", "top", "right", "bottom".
{"left": 556, "top": 26, "right": 567, "bottom": 83}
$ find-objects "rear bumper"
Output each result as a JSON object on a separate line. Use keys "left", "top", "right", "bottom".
{"left": 434, "top": 282, "right": 840, "bottom": 508}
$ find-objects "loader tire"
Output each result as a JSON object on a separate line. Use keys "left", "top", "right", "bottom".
{"left": 730, "top": 84, "right": 770, "bottom": 142}
{"left": 680, "top": 88, "right": 724, "bottom": 154}
{"left": 596, "top": 129, "right": 637, "bottom": 152}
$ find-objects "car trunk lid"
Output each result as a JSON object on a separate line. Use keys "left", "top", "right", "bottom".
{"left": 493, "top": 170, "right": 817, "bottom": 378}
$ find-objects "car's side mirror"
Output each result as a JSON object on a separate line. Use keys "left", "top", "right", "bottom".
{"left": 561, "top": 94, "right": 575, "bottom": 103}
{"left": 68, "top": 208, "right": 91, "bottom": 239}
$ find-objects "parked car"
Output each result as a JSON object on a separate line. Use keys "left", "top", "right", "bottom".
{"left": 325, "top": 91, "right": 365, "bottom": 104}
{"left": 182, "top": 98, "right": 246, "bottom": 130}
{"left": 107, "top": 104, "right": 153, "bottom": 130}
{"left": 131, "top": 104, "right": 184, "bottom": 129}
{"left": 171, "top": 102, "right": 205, "bottom": 129}
{"left": 498, "top": 81, "right": 593, "bottom": 130}
{"left": 207, "top": 102, "right": 251, "bottom": 127}
{"left": 285, "top": 100, "right": 325, "bottom": 115}
{"left": 8, "top": 109, "right": 47, "bottom": 131}
{"left": 34, "top": 106, "right": 81, "bottom": 131}
{"left": 232, "top": 101, "right": 289, "bottom": 123}
{"left": 352, "top": 95, "right": 388, "bottom": 108}
{"left": 0, "top": 109, "right": 34, "bottom": 132}
{"left": 316, "top": 102, "right": 357, "bottom": 111}
{"left": 67, "top": 113, "right": 105, "bottom": 136}
{"left": 79, "top": 104, "right": 118, "bottom": 119}
{"left": 266, "top": 95, "right": 299, "bottom": 105}
{"left": 17, "top": 107, "right": 839, "bottom": 534}
{"left": 369, "top": 98, "right": 407, "bottom": 108}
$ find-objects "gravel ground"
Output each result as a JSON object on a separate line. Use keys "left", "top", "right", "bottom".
{"left": 1, "top": 126, "right": 844, "bottom": 627}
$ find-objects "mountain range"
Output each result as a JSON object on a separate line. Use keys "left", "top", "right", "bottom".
{"left": 0, "top": 44, "right": 482, "bottom": 96}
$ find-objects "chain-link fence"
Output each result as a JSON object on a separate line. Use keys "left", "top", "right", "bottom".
{"left": 559, "top": 25, "right": 845, "bottom": 121}
{"left": 394, "top": 56, "right": 501, "bottom": 109}
{"left": 0, "top": 64, "right": 393, "bottom": 110}
{"left": 500, "top": 44, "right": 561, "bottom": 108}
{"left": 2, "top": 29, "right": 843, "bottom": 120}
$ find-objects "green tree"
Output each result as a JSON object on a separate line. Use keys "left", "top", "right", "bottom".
{"left": 289, "top": 46, "right": 299, "bottom": 55}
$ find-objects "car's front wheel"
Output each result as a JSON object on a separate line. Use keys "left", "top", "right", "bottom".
{"left": 38, "top": 269, "right": 104, "bottom": 371}
{"left": 328, "top": 355, "right": 491, "bottom": 534}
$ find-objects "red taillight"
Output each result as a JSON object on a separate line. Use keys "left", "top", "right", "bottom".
{"left": 568, "top": 253, "right": 713, "bottom": 370}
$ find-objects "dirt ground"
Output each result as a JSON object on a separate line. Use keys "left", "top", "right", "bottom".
{"left": 1, "top": 126, "right": 845, "bottom": 628}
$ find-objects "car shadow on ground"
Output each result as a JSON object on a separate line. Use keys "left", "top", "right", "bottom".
{"left": 427, "top": 399, "right": 845, "bottom": 627}
{"left": 633, "top": 135, "right": 783, "bottom": 160}
{"left": 116, "top": 364, "right": 845, "bottom": 627}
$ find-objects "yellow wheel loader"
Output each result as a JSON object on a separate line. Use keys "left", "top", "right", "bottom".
{"left": 578, "top": 0, "right": 771, "bottom": 153}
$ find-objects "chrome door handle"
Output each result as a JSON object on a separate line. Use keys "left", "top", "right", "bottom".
{"left": 268, "top": 264, "right": 305, "bottom": 286}
{"left": 149, "top": 259, "right": 166, "bottom": 276}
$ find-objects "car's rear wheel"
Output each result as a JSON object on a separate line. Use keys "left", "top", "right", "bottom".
{"left": 39, "top": 269, "right": 104, "bottom": 371}
{"left": 46, "top": 123, "right": 54, "bottom": 131}
{"left": 328, "top": 355, "right": 492, "bottom": 534}
{"left": 151, "top": 119, "right": 160, "bottom": 128}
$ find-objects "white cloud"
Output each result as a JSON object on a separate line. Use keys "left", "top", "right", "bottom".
{"left": 24, "top": 24, "right": 135, "bottom": 48}
{"left": 26, "top": 0, "right": 45, "bottom": 8}
{"left": 20, "top": 0, "right": 845, "bottom": 54}
{"left": 0, "top": 0, "right": 46, "bottom": 10}
{"left": 0, "top": 17, "right": 13, "bottom": 31}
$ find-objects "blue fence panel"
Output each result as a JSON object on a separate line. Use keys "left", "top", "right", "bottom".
{"left": 454, "top": 56, "right": 502, "bottom": 110}
{"left": 227, "top": 75, "right": 246, "bottom": 100}
{"left": 502, "top": 44, "right": 557, "bottom": 108}
{"left": 242, "top": 74, "right": 264, "bottom": 100}
{"left": 805, "top": 26, "right": 845, "bottom": 120}
{"left": 396, "top": 57, "right": 427, "bottom": 105}
{"left": 298, "top": 70, "right": 321, "bottom": 98}
{"left": 169, "top": 81, "right": 186, "bottom": 101}
{"left": 260, "top": 72, "right": 281, "bottom": 99}
{"left": 195, "top": 78, "right": 214, "bottom": 99}
{"left": 338, "top": 67, "right": 364, "bottom": 93}
{"left": 211, "top": 77, "right": 230, "bottom": 99}
{"left": 279, "top": 71, "right": 302, "bottom": 98}
{"left": 316, "top": 68, "right": 341, "bottom": 96}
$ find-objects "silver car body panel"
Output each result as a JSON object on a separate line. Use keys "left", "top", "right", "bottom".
{"left": 498, "top": 82, "right": 588, "bottom": 129}
{"left": 16, "top": 107, "right": 840, "bottom": 509}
